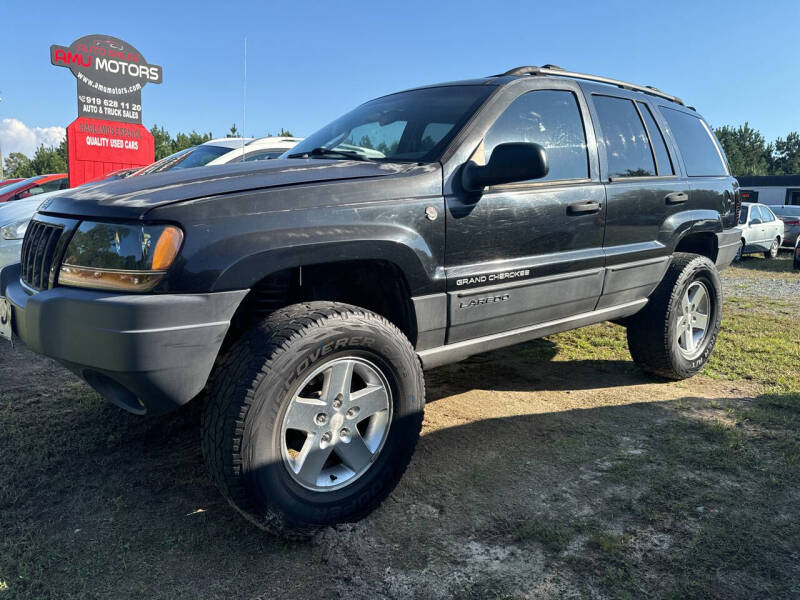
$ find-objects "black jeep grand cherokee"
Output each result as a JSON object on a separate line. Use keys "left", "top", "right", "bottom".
{"left": 0, "top": 65, "right": 741, "bottom": 536}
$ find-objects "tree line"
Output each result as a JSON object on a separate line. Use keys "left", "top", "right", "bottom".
{"left": 3, "top": 123, "right": 294, "bottom": 178}
{"left": 4, "top": 122, "right": 797, "bottom": 180}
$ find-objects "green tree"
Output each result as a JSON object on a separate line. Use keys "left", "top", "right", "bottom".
{"left": 27, "top": 143, "right": 68, "bottom": 175}
{"left": 772, "top": 132, "right": 800, "bottom": 175}
{"left": 150, "top": 124, "right": 174, "bottom": 160}
{"left": 714, "top": 123, "right": 772, "bottom": 177}
{"left": 227, "top": 124, "right": 240, "bottom": 138}
{"left": 4, "top": 152, "right": 33, "bottom": 178}
{"left": 267, "top": 128, "right": 294, "bottom": 137}
{"left": 173, "top": 130, "right": 213, "bottom": 152}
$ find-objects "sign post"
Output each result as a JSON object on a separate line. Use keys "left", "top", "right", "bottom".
{"left": 50, "top": 34, "right": 163, "bottom": 187}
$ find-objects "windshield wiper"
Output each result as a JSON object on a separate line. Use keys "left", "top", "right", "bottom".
{"left": 287, "top": 147, "right": 372, "bottom": 161}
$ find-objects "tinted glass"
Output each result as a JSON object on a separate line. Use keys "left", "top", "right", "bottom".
{"left": 484, "top": 90, "right": 588, "bottom": 182}
{"left": 660, "top": 107, "right": 727, "bottom": 176}
{"left": 288, "top": 85, "right": 494, "bottom": 163}
{"left": 39, "top": 178, "right": 67, "bottom": 193}
{"left": 739, "top": 205, "right": 749, "bottom": 224}
{"left": 761, "top": 206, "right": 775, "bottom": 222}
{"left": 637, "top": 102, "right": 673, "bottom": 175}
{"left": 243, "top": 150, "right": 286, "bottom": 161}
{"left": 169, "top": 145, "right": 232, "bottom": 170}
{"left": 593, "top": 96, "right": 656, "bottom": 178}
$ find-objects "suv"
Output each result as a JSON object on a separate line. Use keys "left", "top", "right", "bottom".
{"left": 0, "top": 65, "right": 741, "bottom": 536}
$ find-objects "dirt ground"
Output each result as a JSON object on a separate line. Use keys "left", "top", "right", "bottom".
{"left": 1, "top": 255, "right": 798, "bottom": 599}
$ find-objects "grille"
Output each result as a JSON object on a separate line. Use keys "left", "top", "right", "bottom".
{"left": 20, "top": 220, "right": 64, "bottom": 291}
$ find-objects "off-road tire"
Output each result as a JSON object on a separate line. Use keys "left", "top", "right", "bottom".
{"left": 764, "top": 237, "right": 780, "bottom": 259}
{"left": 626, "top": 253, "right": 722, "bottom": 380}
{"left": 201, "top": 301, "right": 425, "bottom": 538}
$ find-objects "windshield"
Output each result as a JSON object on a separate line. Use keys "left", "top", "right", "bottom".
{"left": 0, "top": 176, "right": 43, "bottom": 194}
{"left": 287, "top": 85, "right": 494, "bottom": 163}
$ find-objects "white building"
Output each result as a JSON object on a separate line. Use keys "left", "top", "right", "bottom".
{"left": 737, "top": 175, "right": 800, "bottom": 206}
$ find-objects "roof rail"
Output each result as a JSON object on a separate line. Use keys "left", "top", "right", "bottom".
{"left": 493, "top": 65, "right": 684, "bottom": 106}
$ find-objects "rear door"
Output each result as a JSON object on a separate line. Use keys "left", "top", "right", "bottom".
{"left": 443, "top": 79, "right": 606, "bottom": 343}
{"left": 585, "top": 91, "right": 685, "bottom": 308}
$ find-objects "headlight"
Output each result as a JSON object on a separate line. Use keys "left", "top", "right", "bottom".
{"left": 0, "top": 218, "right": 30, "bottom": 241}
{"left": 58, "top": 221, "right": 184, "bottom": 292}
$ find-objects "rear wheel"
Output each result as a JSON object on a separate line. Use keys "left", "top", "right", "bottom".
{"left": 626, "top": 253, "right": 722, "bottom": 379}
{"left": 734, "top": 240, "right": 745, "bottom": 262}
{"left": 764, "top": 237, "right": 780, "bottom": 259}
{"left": 202, "top": 301, "right": 425, "bottom": 537}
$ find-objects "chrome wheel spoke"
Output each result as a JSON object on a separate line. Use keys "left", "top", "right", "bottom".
{"left": 350, "top": 384, "right": 389, "bottom": 420}
{"left": 295, "top": 435, "right": 335, "bottom": 487}
{"left": 285, "top": 397, "right": 327, "bottom": 433}
{"left": 335, "top": 431, "right": 374, "bottom": 473}
{"left": 324, "top": 360, "right": 355, "bottom": 401}
{"left": 693, "top": 311, "right": 709, "bottom": 331}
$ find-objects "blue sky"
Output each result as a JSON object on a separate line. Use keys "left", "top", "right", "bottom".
{"left": 1, "top": 0, "right": 799, "bottom": 157}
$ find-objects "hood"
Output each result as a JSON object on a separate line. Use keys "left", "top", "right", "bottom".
{"left": 39, "top": 159, "right": 414, "bottom": 220}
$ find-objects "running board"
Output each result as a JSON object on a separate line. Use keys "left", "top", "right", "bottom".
{"left": 418, "top": 299, "right": 647, "bottom": 369}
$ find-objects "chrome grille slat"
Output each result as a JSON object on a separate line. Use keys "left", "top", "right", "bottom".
{"left": 20, "top": 220, "right": 64, "bottom": 292}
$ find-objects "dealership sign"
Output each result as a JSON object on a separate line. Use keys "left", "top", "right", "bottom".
{"left": 50, "top": 34, "right": 162, "bottom": 124}
{"left": 50, "top": 34, "right": 162, "bottom": 186}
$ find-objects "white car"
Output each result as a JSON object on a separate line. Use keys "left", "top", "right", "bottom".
{"left": 206, "top": 136, "right": 302, "bottom": 165}
{"left": 736, "top": 202, "right": 785, "bottom": 260}
{"left": 0, "top": 192, "right": 65, "bottom": 270}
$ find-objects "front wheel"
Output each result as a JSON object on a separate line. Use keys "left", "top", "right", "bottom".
{"left": 202, "top": 302, "right": 425, "bottom": 537}
{"left": 764, "top": 237, "right": 780, "bottom": 259}
{"left": 626, "top": 253, "right": 722, "bottom": 380}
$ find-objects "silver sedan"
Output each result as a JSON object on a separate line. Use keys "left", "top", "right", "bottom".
{"left": 735, "top": 203, "right": 785, "bottom": 260}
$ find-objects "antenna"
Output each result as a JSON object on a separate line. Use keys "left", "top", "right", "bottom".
{"left": 242, "top": 37, "right": 247, "bottom": 155}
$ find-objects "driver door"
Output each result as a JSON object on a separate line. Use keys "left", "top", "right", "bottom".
{"left": 443, "top": 81, "right": 606, "bottom": 343}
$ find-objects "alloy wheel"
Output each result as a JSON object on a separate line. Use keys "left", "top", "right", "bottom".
{"left": 280, "top": 357, "right": 392, "bottom": 492}
{"left": 675, "top": 281, "right": 711, "bottom": 360}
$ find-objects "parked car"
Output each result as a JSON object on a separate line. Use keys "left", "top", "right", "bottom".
{"left": 0, "top": 65, "right": 741, "bottom": 537}
{"left": 0, "top": 178, "right": 23, "bottom": 188}
{"left": 207, "top": 136, "right": 303, "bottom": 165}
{"left": 735, "top": 202, "right": 784, "bottom": 260}
{"left": 0, "top": 174, "right": 68, "bottom": 203}
{"left": 137, "top": 138, "right": 254, "bottom": 175}
{"left": 769, "top": 205, "right": 800, "bottom": 248}
{"left": 0, "top": 169, "right": 138, "bottom": 271}
{"left": 795, "top": 236, "right": 800, "bottom": 270}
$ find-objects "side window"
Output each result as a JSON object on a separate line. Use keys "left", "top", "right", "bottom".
{"left": 738, "top": 205, "right": 749, "bottom": 225}
{"left": 761, "top": 206, "right": 775, "bottom": 222}
{"left": 39, "top": 179, "right": 66, "bottom": 193}
{"left": 637, "top": 102, "right": 674, "bottom": 175}
{"left": 592, "top": 95, "right": 656, "bottom": 178}
{"left": 483, "top": 89, "right": 589, "bottom": 182}
{"left": 660, "top": 107, "right": 727, "bottom": 176}
{"left": 751, "top": 205, "right": 764, "bottom": 223}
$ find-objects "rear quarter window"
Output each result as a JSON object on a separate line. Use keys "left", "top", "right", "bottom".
{"left": 660, "top": 107, "right": 728, "bottom": 177}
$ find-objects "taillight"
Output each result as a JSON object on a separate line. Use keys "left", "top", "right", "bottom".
{"left": 784, "top": 219, "right": 800, "bottom": 226}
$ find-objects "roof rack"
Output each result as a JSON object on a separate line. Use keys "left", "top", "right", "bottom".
{"left": 494, "top": 65, "right": 684, "bottom": 106}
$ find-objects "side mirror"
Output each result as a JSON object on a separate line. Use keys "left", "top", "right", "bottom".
{"left": 463, "top": 142, "right": 548, "bottom": 192}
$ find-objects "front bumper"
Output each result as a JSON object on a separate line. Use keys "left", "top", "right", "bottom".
{"left": 1, "top": 263, "right": 247, "bottom": 415}
{"left": 716, "top": 228, "right": 741, "bottom": 270}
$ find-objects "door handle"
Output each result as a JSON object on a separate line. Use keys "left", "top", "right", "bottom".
{"left": 665, "top": 192, "right": 688, "bottom": 204}
{"left": 567, "top": 201, "right": 601, "bottom": 215}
